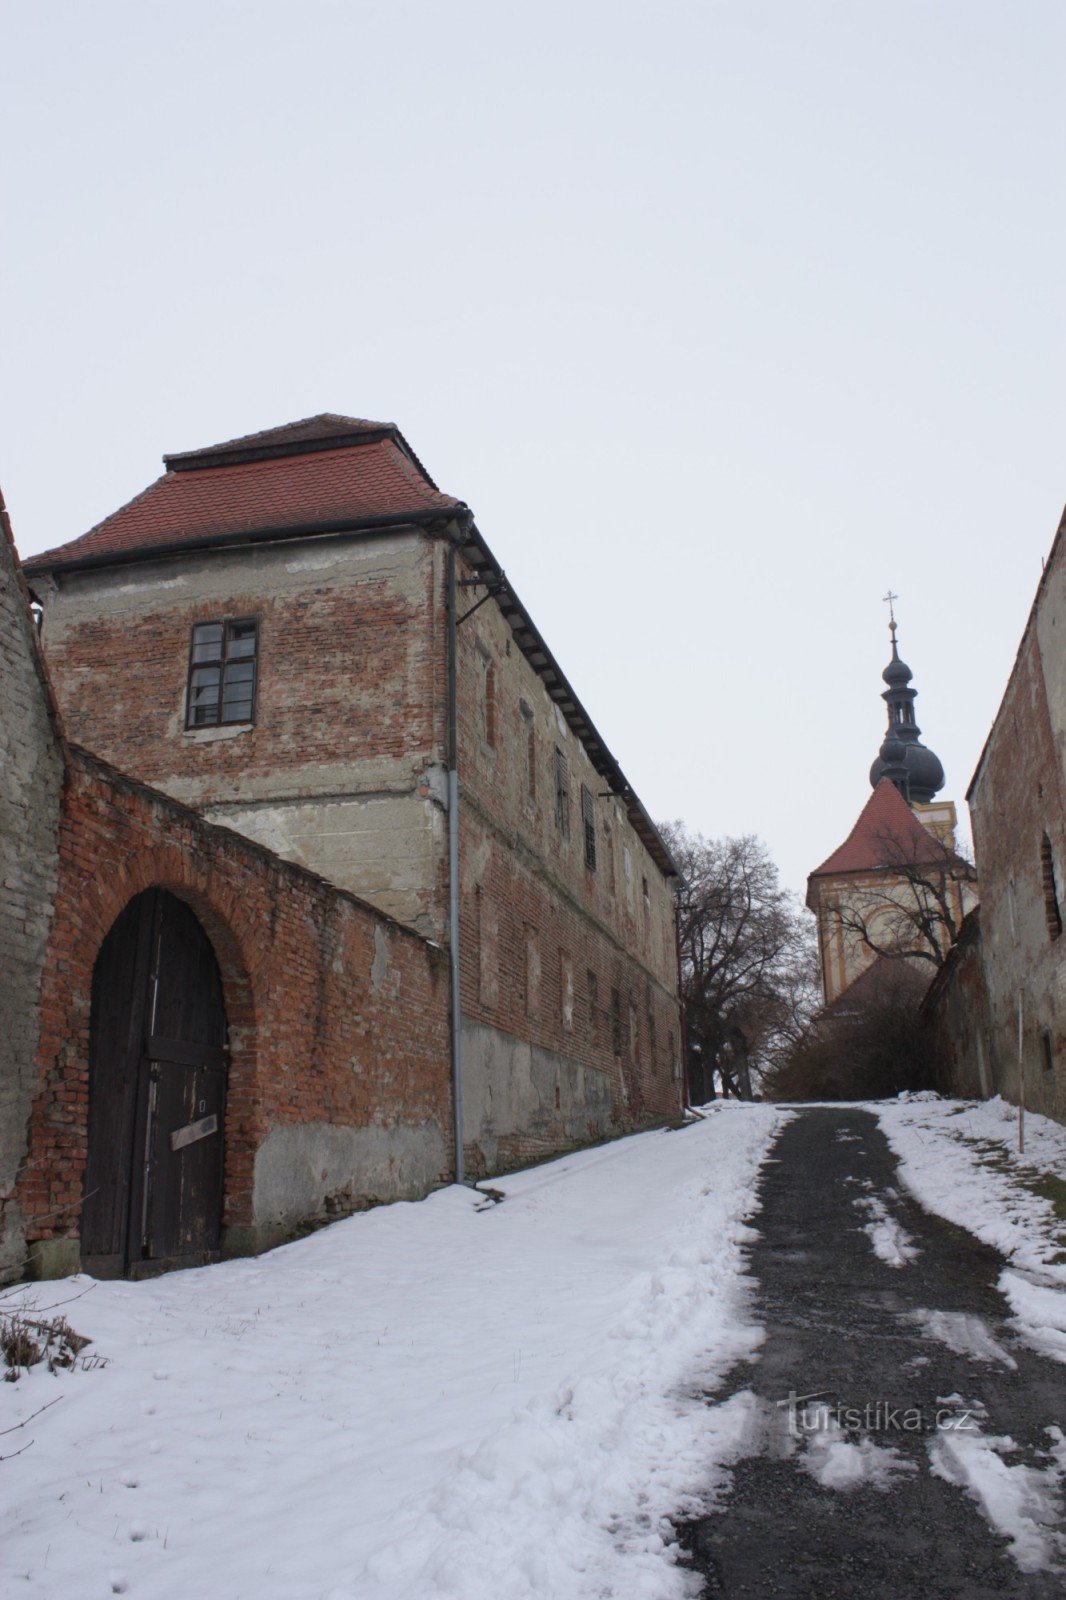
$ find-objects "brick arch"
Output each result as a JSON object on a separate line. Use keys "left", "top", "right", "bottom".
{"left": 21, "top": 837, "right": 264, "bottom": 1260}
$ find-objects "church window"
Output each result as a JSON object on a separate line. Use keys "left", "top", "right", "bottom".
{"left": 186, "top": 618, "right": 258, "bottom": 728}
{"left": 1041, "top": 833, "right": 1062, "bottom": 940}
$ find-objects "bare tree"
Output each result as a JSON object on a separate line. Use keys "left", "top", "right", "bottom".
{"left": 660, "top": 825, "right": 819, "bottom": 1100}
{"left": 829, "top": 825, "right": 976, "bottom": 972}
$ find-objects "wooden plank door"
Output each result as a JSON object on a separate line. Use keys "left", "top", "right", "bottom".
{"left": 82, "top": 889, "right": 228, "bottom": 1275}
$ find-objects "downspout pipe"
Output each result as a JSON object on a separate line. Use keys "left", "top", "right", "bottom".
{"left": 445, "top": 543, "right": 465, "bottom": 1184}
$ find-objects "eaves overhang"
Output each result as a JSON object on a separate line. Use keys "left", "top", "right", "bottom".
{"left": 448, "top": 517, "right": 680, "bottom": 882}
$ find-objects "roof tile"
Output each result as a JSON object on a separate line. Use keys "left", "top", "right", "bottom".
{"left": 25, "top": 423, "right": 460, "bottom": 570}
{"left": 810, "top": 779, "right": 949, "bottom": 879}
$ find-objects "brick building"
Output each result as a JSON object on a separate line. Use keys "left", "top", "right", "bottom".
{"left": 942, "top": 509, "right": 1065, "bottom": 1120}
{"left": 7, "top": 414, "right": 682, "bottom": 1275}
{"left": 2, "top": 492, "right": 450, "bottom": 1279}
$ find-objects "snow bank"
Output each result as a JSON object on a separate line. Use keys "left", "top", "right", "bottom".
{"left": 875, "top": 1097, "right": 1066, "bottom": 1362}
{"left": 0, "top": 1104, "right": 785, "bottom": 1600}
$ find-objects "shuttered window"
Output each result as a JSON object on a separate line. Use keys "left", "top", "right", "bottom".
{"left": 186, "top": 618, "right": 259, "bottom": 728}
{"left": 581, "top": 784, "right": 597, "bottom": 871}
{"left": 553, "top": 746, "right": 570, "bottom": 837}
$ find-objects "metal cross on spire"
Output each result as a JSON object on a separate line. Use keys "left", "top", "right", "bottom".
{"left": 882, "top": 589, "right": 899, "bottom": 642}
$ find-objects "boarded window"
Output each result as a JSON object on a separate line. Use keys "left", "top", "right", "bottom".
{"left": 581, "top": 784, "right": 597, "bottom": 871}
{"left": 478, "top": 889, "right": 499, "bottom": 1009}
{"left": 520, "top": 700, "right": 536, "bottom": 805}
{"left": 477, "top": 645, "right": 496, "bottom": 748}
{"left": 1041, "top": 834, "right": 1062, "bottom": 940}
{"left": 610, "top": 987, "right": 622, "bottom": 1055}
{"left": 186, "top": 618, "right": 258, "bottom": 728}
{"left": 629, "top": 997, "right": 640, "bottom": 1062}
{"left": 553, "top": 747, "right": 570, "bottom": 837}
{"left": 560, "top": 953, "right": 574, "bottom": 1031}
{"left": 587, "top": 970, "right": 599, "bottom": 1037}
{"left": 525, "top": 926, "right": 541, "bottom": 1018}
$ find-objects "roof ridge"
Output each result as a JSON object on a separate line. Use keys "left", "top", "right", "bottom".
{"left": 164, "top": 413, "right": 395, "bottom": 467}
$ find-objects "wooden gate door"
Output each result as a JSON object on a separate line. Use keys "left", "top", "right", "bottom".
{"left": 82, "top": 889, "right": 228, "bottom": 1276}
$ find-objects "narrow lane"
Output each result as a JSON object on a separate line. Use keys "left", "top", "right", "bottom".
{"left": 682, "top": 1108, "right": 1065, "bottom": 1598}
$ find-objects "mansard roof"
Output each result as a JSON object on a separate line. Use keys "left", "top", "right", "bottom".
{"left": 23, "top": 415, "right": 461, "bottom": 571}
{"left": 809, "top": 779, "right": 948, "bottom": 881}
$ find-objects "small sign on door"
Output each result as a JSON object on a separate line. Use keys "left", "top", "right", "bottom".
{"left": 170, "top": 1113, "right": 219, "bottom": 1152}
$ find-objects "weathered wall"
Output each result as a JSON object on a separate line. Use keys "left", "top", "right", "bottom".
{"left": 921, "top": 911, "right": 994, "bottom": 1098}
{"left": 453, "top": 546, "right": 684, "bottom": 1154}
{"left": 0, "top": 500, "right": 65, "bottom": 1278}
{"left": 968, "top": 519, "right": 1066, "bottom": 1121}
{"left": 18, "top": 747, "right": 451, "bottom": 1276}
{"left": 34, "top": 531, "right": 446, "bottom": 935}
{"left": 31, "top": 518, "right": 683, "bottom": 1185}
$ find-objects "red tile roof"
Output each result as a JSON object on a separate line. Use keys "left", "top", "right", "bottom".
{"left": 809, "top": 779, "right": 949, "bottom": 879}
{"left": 24, "top": 415, "right": 461, "bottom": 571}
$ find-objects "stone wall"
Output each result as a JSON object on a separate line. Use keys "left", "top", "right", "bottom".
{"left": 0, "top": 497, "right": 65, "bottom": 1277}
{"left": 921, "top": 910, "right": 994, "bottom": 1098}
{"left": 966, "top": 515, "right": 1066, "bottom": 1121}
{"left": 18, "top": 746, "right": 451, "bottom": 1276}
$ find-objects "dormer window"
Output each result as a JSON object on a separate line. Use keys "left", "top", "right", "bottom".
{"left": 186, "top": 618, "right": 258, "bottom": 728}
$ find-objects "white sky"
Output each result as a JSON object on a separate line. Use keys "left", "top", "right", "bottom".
{"left": 2, "top": 1, "right": 1063, "bottom": 898}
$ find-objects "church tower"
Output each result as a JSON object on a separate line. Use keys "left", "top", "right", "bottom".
{"left": 806, "top": 602, "right": 975, "bottom": 1006}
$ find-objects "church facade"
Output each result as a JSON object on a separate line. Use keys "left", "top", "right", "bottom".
{"left": 807, "top": 617, "right": 976, "bottom": 1008}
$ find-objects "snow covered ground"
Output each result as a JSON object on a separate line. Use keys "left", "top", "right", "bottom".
{"left": 1, "top": 1105, "right": 785, "bottom": 1600}
{"left": 876, "top": 1095, "right": 1066, "bottom": 1364}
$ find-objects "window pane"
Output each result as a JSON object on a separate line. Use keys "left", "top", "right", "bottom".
{"left": 191, "top": 665, "right": 221, "bottom": 694}
{"left": 192, "top": 623, "right": 223, "bottom": 662}
{"left": 222, "top": 693, "right": 254, "bottom": 722}
{"left": 226, "top": 621, "right": 257, "bottom": 659}
{"left": 223, "top": 660, "right": 255, "bottom": 686}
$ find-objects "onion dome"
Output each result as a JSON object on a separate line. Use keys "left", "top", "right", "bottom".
{"left": 868, "top": 607, "right": 945, "bottom": 804}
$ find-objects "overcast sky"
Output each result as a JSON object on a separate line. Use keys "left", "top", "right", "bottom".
{"left": 3, "top": 2, "right": 1063, "bottom": 899}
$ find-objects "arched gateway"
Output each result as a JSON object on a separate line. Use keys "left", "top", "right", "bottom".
{"left": 81, "top": 889, "right": 229, "bottom": 1276}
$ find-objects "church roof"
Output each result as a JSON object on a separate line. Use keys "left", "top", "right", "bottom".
{"left": 23, "top": 415, "right": 461, "bottom": 572}
{"left": 809, "top": 779, "right": 948, "bottom": 880}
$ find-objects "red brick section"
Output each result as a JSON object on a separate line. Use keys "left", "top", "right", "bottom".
{"left": 810, "top": 778, "right": 950, "bottom": 878}
{"left": 25, "top": 432, "right": 460, "bottom": 570}
{"left": 35, "top": 548, "right": 440, "bottom": 803}
{"left": 18, "top": 747, "right": 451, "bottom": 1253}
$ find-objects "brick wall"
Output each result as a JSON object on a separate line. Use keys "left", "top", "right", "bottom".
{"left": 0, "top": 498, "right": 65, "bottom": 1278}
{"left": 35, "top": 532, "right": 447, "bottom": 933}
{"left": 19, "top": 746, "right": 451, "bottom": 1274}
{"left": 967, "top": 519, "right": 1066, "bottom": 1121}
{"left": 452, "top": 544, "right": 683, "bottom": 1162}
